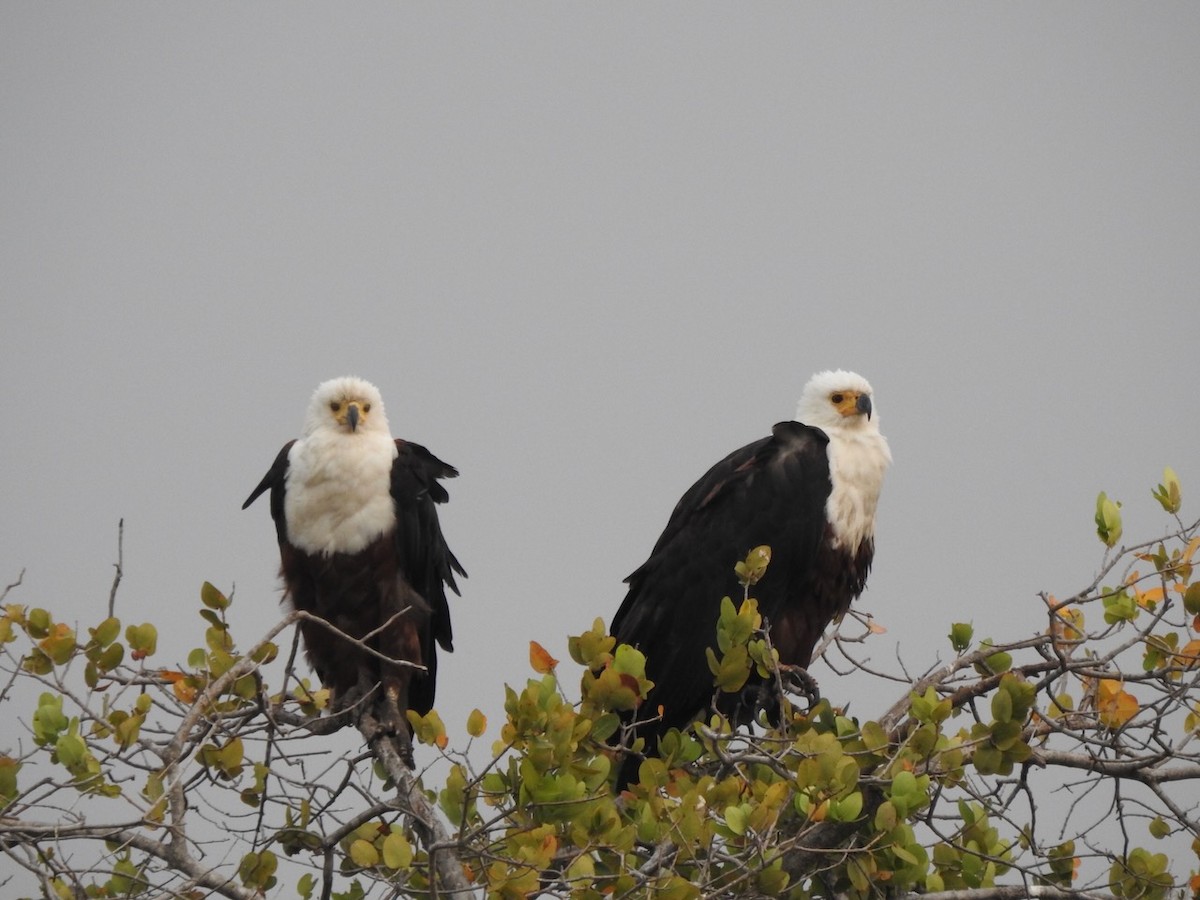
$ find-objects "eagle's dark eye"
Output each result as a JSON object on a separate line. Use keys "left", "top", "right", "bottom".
{"left": 330, "top": 401, "right": 341, "bottom": 412}
{"left": 363, "top": 403, "right": 371, "bottom": 413}
{"left": 831, "top": 393, "right": 844, "bottom": 404}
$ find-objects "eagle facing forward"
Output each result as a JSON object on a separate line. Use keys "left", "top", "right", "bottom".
{"left": 610, "top": 370, "right": 890, "bottom": 788}
{"left": 244, "top": 377, "right": 465, "bottom": 756}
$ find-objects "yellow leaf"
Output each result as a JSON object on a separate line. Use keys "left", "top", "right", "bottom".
{"left": 466, "top": 708, "right": 487, "bottom": 738}
{"left": 1049, "top": 607, "right": 1084, "bottom": 644}
{"left": 349, "top": 838, "right": 379, "bottom": 868}
{"left": 529, "top": 641, "right": 559, "bottom": 674}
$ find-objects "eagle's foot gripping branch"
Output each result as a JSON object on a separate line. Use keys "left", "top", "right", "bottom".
{"left": 779, "top": 664, "right": 821, "bottom": 711}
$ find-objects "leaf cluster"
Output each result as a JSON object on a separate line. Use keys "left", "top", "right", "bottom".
{"left": 1, "top": 476, "right": 1199, "bottom": 899}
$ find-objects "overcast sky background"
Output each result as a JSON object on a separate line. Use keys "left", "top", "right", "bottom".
{"left": 3, "top": 2, "right": 1199, "bottom": 857}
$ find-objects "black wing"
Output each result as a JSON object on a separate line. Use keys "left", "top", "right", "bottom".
{"left": 391, "top": 439, "right": 467, "bottom": 713}
{"left": 242, "top": 440, "right": 296, "bottom": 546}
{"left": 610, "top": 422, "right": 832, "bottom": 750}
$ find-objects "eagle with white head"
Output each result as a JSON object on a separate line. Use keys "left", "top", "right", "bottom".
{"left": 244, "top": 377, "right": 464, "bottom": 757}
{"left": 610, "top": 369, "right": 890, "bottom": 787}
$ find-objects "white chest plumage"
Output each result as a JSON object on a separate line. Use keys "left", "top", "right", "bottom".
{"left": 284, "top": 431, "right": 398, "bottom": 556}
{"left": 824, "top": 429, "right": 891, "bottom": 553}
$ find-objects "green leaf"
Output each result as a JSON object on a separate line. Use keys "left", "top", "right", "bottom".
{"left": 55, "top": 733, "right": 87, "bottom": 768}
{"left": 32, "top": 693, "right": 69, "bottom": 745}
{"left": 406, "top": 709, "right": 448, "bottom": 749}
{"left": 381, "top": 831, "right": 413, "bottom": 869}
{"left": 568, "top": 619, "right": 616, "bottom": 668}
{"left": 734, "top": 545, "right": 772, "bottom": 587}
{"left": 1151, "top": 467, "right": 1182, "bottom": 514}
{"left": 832, "top": 791, "right": 864, "bottom": 822}
{"left": 27, "top": 608, "right": 51, "bottom": 639}
{"left": 115, "top": 713, "right": 143, "bottom": 748}
{"left": 238, "top": 850, "right": 278, "bottom": 890}
{"left": 1148, "top": 817, "right": 1171, "bottom": 839}
{"left": 126, "top": 623, "right": 158, "bottom": 659}
{"left": 874, "top": 799, "right": 898, "bottom": 831}
{"left": 0, "top": 755, "right": 21, "bottom": 806}
{"left": 91, "top": 617, "right": 121, "bottom": 647}
{"left": 991, "top": 688, "right": 1013, "bottom": 724}
{"left": 590, "top": 712, "right": 619, "bottom": 742}
{"left": 465, "top": 706, "right": 487, "bottom": 737}
{"left": 756, "top": 858, "right": 790, "bottom": 895}
{"left": 1095, "top": 492, "right": 1123, "bottom": 547}
{"left": 724, "top": 804, "right": 749, "bottom": 836}
{"left": 250, "top": 641, "right": 278, "bottom": 664}
{"left": 1183, "top": 582, "right": 1200, "bottom": 616}
{"left": 95, "top": 643, "right": 124, "bottom": 672}
{"left": 948, "top": 622, "right": 974, "bottom": 653}
{"left": 201, "top": 581, "right": 230, "bottom": 610}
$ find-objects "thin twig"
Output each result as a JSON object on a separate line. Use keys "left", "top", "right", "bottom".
{"left": 108, "top": 518, "right": 124, "bottom": 618}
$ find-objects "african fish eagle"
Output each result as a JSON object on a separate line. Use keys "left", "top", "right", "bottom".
{"left": 610, "top": 370, "right": 890, "bottom": 786}
{"left": 243, "top": 377, "right": 465, "bottom": 754}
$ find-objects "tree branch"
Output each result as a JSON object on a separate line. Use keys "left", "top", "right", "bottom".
{"left": 359, "top": 719, "right": 477, "bottom": 897}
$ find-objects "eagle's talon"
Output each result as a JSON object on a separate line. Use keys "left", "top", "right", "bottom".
{"left": 779, "top": 664, "right": 821, "bottom": 711}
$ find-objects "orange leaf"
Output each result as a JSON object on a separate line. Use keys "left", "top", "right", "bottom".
{"left": 173, "top": 680, "right": 197, "bottom": 704}
{"left": 529, "top": 641, "right": 559, "bottom": 674}
{"left": 1175, "top": 640, "right": 1200, "bottom": 669}
{"left": 160, "top": 669, "right": 198, "bottom": 703}
{"left": 1049, "top": 607, "right": 1084, "bottom": 643}
{"left": 1134, "top": 586, "right": 1164, "bottom": 607}
{"left": 1096, "top": 679, "right": 1138, "bottom": 729}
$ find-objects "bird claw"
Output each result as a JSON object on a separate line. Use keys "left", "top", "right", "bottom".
{"left": 779, "top": 665, "right": 821, "bottom": 711}
{"left": 367, "top": 710, "right": 415, "bottom": 768}
{"left": 376, "top": 702, "right": 407, "bottom": 738}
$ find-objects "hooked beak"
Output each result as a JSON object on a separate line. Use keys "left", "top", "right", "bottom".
{"left": 857, "top": 394, "right": 873, "bottom": 420}
{"left": 347, "top": 402, "right": 360, "bottom": 431}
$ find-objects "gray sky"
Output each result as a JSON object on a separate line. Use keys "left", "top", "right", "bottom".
{"left": 3, "top": 4, "right": 1199, "bottom": 776}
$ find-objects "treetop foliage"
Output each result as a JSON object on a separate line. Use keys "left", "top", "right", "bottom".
{"left": 1, "top": 468, "right": 1199, "bottom": 898}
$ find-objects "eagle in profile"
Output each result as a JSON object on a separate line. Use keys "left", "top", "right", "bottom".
{"left": 610, "top": 370, "right": 890, "bottom": 787}
{"left": 243, "top": 377, "right": 465, "bottom": 756}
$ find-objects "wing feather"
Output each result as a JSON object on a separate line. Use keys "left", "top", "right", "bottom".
{"left": 390, "top": 439, "right": 466, "bottom": 715}
{"left": 610, "top": 422, "right": 832, "bottom": 763}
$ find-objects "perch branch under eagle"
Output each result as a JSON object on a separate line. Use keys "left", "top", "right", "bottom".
{"left": 610, "top": 369, "right": 890, "bottom": 788}
{"left": 244, "top": 377, "right": 464, "bottom": 761}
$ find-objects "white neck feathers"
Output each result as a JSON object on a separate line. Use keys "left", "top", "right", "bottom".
{"left": 284, "top": 430, "right": 397, "bottom": 556}
{"left": 825, "top": 427, "right": 891, "bottom": 553}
